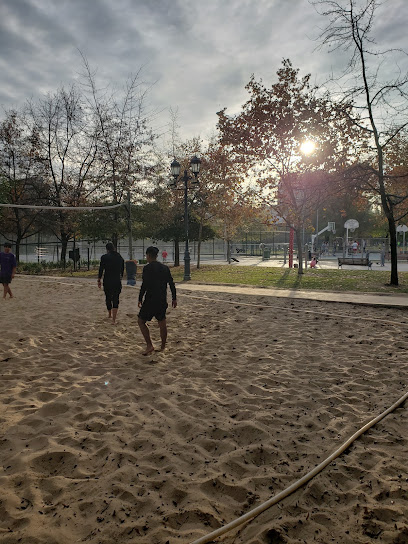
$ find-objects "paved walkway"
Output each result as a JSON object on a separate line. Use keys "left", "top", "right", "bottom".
{"left": 177, "top": 283, "right": 408, "bottom": 308}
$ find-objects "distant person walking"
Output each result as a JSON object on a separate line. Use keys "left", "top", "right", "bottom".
{"left": 161, "top": 249, "right": 168, "bottom": 262}
{"left": 0, "top": 242, "right": 17, "bottom": 299}
{"left": 380, "top": 244, "right": 386, "bottom": 267}
{"left": 98, "top": 242, "right": 124, "bottom": 325}
{"left": 138, "top": 246, "right": 177, "bottom": 355}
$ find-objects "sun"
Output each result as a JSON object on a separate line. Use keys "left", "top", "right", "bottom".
{"left": 300, "top": 140, "right": 316, "bottom": 155}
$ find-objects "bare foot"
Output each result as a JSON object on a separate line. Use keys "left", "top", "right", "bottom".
{"left": 142, "top": 346, "right": 155, "bottom": 356}
{"left": 158, "top": 344, "right": 166, "bottom": 352}
{"left": 111, "top": 321, "right": 117, "bottom": 326}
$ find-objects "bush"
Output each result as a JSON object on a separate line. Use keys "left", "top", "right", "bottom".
{"left": 32, "top": 260, "right": 64, "bottom": 270}
{"left": 18, "top": 262, "right": 43, "bottom": 274}
{"left": 79, "top": 258, "right": 99, "bottom": 268}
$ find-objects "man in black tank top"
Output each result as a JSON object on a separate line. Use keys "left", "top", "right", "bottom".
{"left": 138, "top": 246, "right": 177, "bottom": 355}
{"left": 98, "top": 242, "right": 124, "bottom": 325}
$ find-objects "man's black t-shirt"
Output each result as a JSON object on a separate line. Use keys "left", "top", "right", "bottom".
{"left": 98, "top": 252, "right": 124, "bottom": 289}
{"left": 139, "top": 261, "right": 176, "bottom": 305}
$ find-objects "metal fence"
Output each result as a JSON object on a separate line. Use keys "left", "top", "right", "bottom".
{"left": 2, "top": 232, "right": 406, "bottom": 264}
{"left": 0, "top": 235, "right": 230, "bottom": 264}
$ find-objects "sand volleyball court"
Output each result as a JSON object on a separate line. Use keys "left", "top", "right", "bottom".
{"left": 0, "top": 277, "right": 407, "bottom": 544}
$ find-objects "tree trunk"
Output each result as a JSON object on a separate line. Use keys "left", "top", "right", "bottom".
{"left": 15, "top": 225, "right": 23, "bottom": 264}
{"left": 197, "top": 220, "right": 203, "bottom": 269}
{"left": 296, "top": 228, "right": 304, "bottom": 275}
{"left": 387, "top": 216, "right": 398, "bottom": 286}
{"left": 60, "top": 232, "right": 69, "bottom": 266}
{"left": 174, "top": 239, "right": 180, "bottom": 267}
{"left": 109, "top": 204, "right": 119, "bottom": 248}
{"left": 111, "top": 232, "right": 118, "bottom": 249}
{"left": 15, "top": 239, "right": 21, "bottom": 264}
{"left": 377, "top": 147, "right": 398, "bottom": 286}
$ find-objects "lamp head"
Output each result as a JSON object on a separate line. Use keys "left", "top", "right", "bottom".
{"left": 190, "top": 155, "right": 201, "bottom": 177}
{"left": 171, "top": 158, "right": 181, "bottom": 179}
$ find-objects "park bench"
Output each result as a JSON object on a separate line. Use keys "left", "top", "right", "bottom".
{"left": 338, "top": 257, "right": 372, "bottom": 269}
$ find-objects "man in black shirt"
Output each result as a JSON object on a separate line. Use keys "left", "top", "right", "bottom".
{"left": 138, "top": 246, "right": 177, "bottom": 355}
{"left": 98, "top": 242, "right": 125, "bottom": 325}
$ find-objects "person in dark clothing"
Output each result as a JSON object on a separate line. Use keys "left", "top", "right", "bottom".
{"left": 138, "top": 246, "right": 177, "bottom": 355}
{"left": 0, "top": 242, "right": 17, "bottom": 299}
{"left": 98, "top": 242, "right": 124, "bottom": 325}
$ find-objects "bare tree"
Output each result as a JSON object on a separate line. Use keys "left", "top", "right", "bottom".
{"left": 26, "top": 84, "right": 99, "bottom": 263}
{"left": 0, "top": 110, "right": 49, "bottom": 261}
{"left": 80, "top": 54, "right": 156, "bottom": 248}
{"left": 313, "top": 0, "right": 408, "bottom": 285}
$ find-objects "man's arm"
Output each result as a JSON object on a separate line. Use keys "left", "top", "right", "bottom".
{"left": 120, "top": 256, "right": 124, "bottom": 278}
{"left": 168, "top": 269, "right": 177, "bottom": 308}
{"left": 97, "top": 256, "right": 105, "bottom": 288}
{"left": 138, "top": 266, "right": 147, "bottom": 306}
{"left": 11, "top": 255, "right": 17, "bottom": 278}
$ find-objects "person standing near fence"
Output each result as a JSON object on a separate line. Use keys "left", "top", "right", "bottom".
{"left": 97, "top": 242, "right": 124, "bottom": 325}
{"left": 0, "top": 243, "right": 17, "bottom": 299}
{"left": 380, "top": 244, "right": 386, "bottom": 266}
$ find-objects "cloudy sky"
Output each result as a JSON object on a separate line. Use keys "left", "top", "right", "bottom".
{"left": 1, "top": 0, "right": 407, "bottom": 143}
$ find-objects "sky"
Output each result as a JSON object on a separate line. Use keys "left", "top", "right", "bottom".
{"left": 0, "top": 0, "right": 407, "bottom": 146}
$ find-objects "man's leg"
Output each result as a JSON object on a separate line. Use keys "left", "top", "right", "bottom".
{"left": 2, "top": 283, "right": 7, "bottom": 299}
{"left": 111, "top": 292, "right": 120, "bottom": 325}
{"left": 158, "top": 319, "right": 167, "bottom": 351}
{"left": 112, "top": 308, "right": 118, "bottom": 324}
{"left": 7, "top": 284, "right": 13, "bottom": 298}
{"left": 138, "top": 317, "right": 155, "bottom": 355}
{"left": 104, "top": 288, "right": 112, "bottom": 318}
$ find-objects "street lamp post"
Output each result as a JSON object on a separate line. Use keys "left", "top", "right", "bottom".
{"left": 127, "top": 190, "right": 133, "bottom": 260}
{"left": 170, "top": 156, "right": 201, "bottom": 281}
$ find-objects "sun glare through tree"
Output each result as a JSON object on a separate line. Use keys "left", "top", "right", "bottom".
{"left": 300, "top": 140, "right": 316, "bottom": 155}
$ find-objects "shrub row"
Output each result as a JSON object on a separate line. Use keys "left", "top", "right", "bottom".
{"left": 17, "top": 259, "right": 100, "bottom": 274}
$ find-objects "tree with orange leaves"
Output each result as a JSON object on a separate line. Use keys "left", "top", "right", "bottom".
{"left": 217, "top": 59, "right": 365, "bottom": 274}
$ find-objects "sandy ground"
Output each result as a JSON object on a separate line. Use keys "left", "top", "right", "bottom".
{"left": 0, "top": 277, "right": 407, "bottom": 544}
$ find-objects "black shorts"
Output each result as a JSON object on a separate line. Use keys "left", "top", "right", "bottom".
{"left": 138, "top": 301, "right": 168, "bottom": 322}
{"left": 103, "top": 284, "right": 121, "bottom": 309}
{"left": 0, "top": 274, "right": 12, "bottom": 285}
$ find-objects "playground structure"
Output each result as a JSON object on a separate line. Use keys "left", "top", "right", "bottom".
{"left": 311, "top": 221, "right": 336, "bottom": 248}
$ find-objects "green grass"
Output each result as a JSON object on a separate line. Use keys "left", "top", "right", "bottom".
{"left": 18, "top": 263, "right": 408, "bottom": 294}
{"left": 170, "top": 265, "right": 408, "bottom": 294}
